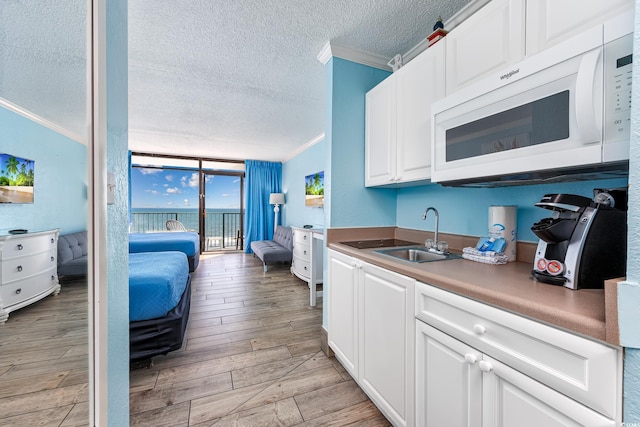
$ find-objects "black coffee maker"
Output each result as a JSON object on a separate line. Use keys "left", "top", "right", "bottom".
{"left": 531, "top": 188, "right": 627, "bottom": 289}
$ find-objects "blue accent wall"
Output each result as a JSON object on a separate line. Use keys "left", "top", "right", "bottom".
{"left": 282, "top": 139, "right": 326, "bottom": 228}
{"left": 106, "top": 0, "right": 129, "bottom": 424}
{"left": 397, "top": 178, "right": 628, "bottom": 242}
{"left": 325, "top": 58, "right": 396, "bottom": 228}
{"left": 618, "top": 5, "right": 640, "bottom": 422}
{"left": 322, "top": 57, "right": 394, "bottom": 327}
{"left": 0, "top": 106, "right": 86, "bottom": 233}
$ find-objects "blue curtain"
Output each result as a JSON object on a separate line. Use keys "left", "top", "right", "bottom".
{"left": 244, "top": 160, "right": 282, "bottom": 253}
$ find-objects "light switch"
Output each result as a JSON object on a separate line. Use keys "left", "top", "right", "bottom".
{"left": 107, "top": 172, "right": 115, "bottom": 205}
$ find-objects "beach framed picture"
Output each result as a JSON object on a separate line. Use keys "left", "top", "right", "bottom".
{"left": 0, "top": 153, "right": 35, "bottom": 204}
{"left": 305, "top": 171, "right": 324, "bottom": 207}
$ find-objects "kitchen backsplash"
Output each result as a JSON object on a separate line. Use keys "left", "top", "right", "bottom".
{"left": 396, "top": 177, "right": 629, "bottom": 242}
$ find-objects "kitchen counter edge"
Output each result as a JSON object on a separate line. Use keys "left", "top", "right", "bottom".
{"left": 326, "top": 227, "right": 621, "bottom": 347}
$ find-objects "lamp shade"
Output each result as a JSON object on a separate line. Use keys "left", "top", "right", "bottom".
{"left": 269, "top": 193, "right": 285, "bottom": 205}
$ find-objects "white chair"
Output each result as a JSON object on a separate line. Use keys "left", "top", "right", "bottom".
{"left": 166, "top": 219, "right": 187, "bottom": 231}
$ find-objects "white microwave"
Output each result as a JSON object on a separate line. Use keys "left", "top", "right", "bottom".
{"left": 431, "top": 12, "right": 633, "bottom": 186}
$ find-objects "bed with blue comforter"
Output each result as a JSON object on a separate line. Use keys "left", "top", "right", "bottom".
{"left": 129, "top": 251, "right": 192, "bottom": 362}
{"left": 129, "top": 232, "right": 200, "bottom": 272}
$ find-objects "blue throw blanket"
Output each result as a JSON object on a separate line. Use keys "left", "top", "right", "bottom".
{"left": 129, "top": 251, "right": 189, "bottom": 322}
{"left": 129, "top": 232, "right": 199, "bottom": 256}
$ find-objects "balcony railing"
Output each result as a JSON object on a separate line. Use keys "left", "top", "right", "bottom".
{"left": 130, "top": 211, "right": 243, "bottom": 251}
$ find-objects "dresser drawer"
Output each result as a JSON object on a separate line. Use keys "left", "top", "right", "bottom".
{"left": 293, "top": 229, "right": 310, "bottom": 245}
{"left": 0, "top": 234, "right": 57, "bottom": 260}
{"left": 292, "top": 242, "right": 311, "bottom": 260}
{"left": 415, "top": 282, "right": 621, "bottom": 418}
{"left": 2, "top": 251, "right": 56, "bottom": 284}
{"left": 1, "top": 268, "right": 58, "bottom": 308}
{"left": 292, "top": 256, "right": 311, "bottom": 278}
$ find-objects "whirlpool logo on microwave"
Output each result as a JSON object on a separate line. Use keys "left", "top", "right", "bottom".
{"left": 500, "top": 68, "right": 520, "bottom": 80}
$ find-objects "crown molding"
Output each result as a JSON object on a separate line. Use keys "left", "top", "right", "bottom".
{"left": 283, "top": 132, "right": 325, "bottom": 163}
{"left": 403, "top": 0, "right": 491, "bottom": 63}
{"left": 317, "top": 41, "right": 391, "bottom": 71}
{"left": 0, "top": 97, "right": 87, "bottom": 145}
{"left": 318, "top": 0, "right": 491, "bottom": 70}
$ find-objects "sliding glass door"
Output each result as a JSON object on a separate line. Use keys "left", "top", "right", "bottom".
{"left": 202, "top": 171, "right": 244, "bottom": 251}
{"left": 131, "top": 154, "right": 245, "bottom": 252}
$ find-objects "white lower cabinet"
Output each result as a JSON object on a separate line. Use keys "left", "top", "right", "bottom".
{"left": 482, "top": 355, "right": 615, "bottom": 427}
{"left": 327, "top": 249, "right": 415, "bottom": 427}
{"left": 359, "top": 261, "right": 414, "bottom": 427}
{"left": 416, "top": 282, "right": 621, "bottom": 427}
{"left": 327, "top": 249, "right": 359, "bottom": 379}
{"left": 329, "top": 252, "right": 621, "bottom": 426}
{"left": 416, "top": 321, "right": 482, "bottom": 427}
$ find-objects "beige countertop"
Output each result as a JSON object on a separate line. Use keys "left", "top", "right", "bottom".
{"left": 327, "top": 227, "right": 620, "bottom": 346}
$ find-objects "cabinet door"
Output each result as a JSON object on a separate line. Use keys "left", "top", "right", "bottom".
{"left": 526, "top": 0, "right": 633, "bottom": 55}
{"left": 416, "top": 321, "right": 482, "bottom": 427}
{"left": 481, "top": 355, "right": 617, "bottom": 427}
{"left": 327, "top": 249, "right": 359, "bottom": 379}
{"left": 416, "top": 282, "right": 621, "bottom": 419}
{"left": 365, "top": 75, "right": 396, "bottom": 186}
{"left": 359, "top": 262, "right": 414, "bottom": 427}
{"left": 445, "top": 0, "right": 525, "bottom": 94}
{"left": 396, "top": 41, "right": 445, "bottom": 183}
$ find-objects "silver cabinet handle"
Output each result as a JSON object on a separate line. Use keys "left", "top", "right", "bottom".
{"left": 17, "top": 265, "right": 22, "bottom": 272}
{"left": 15, "top": 288, "right": 21, "bottom": 295}
{"left": 17, "top": 244, "right": 23, "bottom": 250}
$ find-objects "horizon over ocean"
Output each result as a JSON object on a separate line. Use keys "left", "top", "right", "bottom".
{"left": 131, "top": 207, "right": 243, "bottom": 213}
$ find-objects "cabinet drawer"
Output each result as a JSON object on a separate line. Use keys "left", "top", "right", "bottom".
{"left": 293, "top": 230, "right": 310, "bottom": 245}
{"left": 2, "top": 251, "right": 56, "bottom": 284}
{"left": 1, "top": 268, "right": 58, "bottom": 308}
{"left": 415, "top": 282, "right": 621, "bottom": 418}
{"left": 292, "top": 242, "right": 310, "bottom": 260}
{"left": 292, "top": 256, "right": 311, "bottom": 278}
{"left": 1, "top": 234, "right": 56, "bottom": 259}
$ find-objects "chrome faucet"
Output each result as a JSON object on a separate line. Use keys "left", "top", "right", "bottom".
{"left": 422, "top": 207, "right": 439, "bottom": 250}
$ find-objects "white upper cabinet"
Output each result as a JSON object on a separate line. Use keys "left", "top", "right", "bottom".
{"left": 365, "top": 76, "right": 396, "bottom": 186}
{"left": 445, "top": 0, "right": 525, "bottom": 94}
{"left": 526, "top": 0, "right": 634, "bottom": 55}
{"left": 396, "top": 41, "right": 445, "bottom": 185}
{"left": 365, "top": 41, "right": 445, "bottom": 187}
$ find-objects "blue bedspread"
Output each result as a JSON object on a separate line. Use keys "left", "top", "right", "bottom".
{"left": 129, "top": 251, "right": 189, "bottom": 322}
{"left": 129, "top": 232, "right": 199, "bottom": 256}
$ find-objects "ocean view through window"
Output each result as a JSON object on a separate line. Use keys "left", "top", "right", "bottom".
{"left": 131, "top": 156, "right": 245, "bottom": 250}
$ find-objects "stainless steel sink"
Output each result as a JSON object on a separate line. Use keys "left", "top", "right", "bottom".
{"left": 375, "top": 246, "right": 461, "bottom": 263}
{"left": 341, "top": 238, "right": 418, "bottom": 249}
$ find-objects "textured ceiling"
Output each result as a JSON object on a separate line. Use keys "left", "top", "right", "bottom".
{"left": 1, "top": 0, "right": 471, "bottom": 161}
{"left": 0, "top": 0, "right": 87, "bottom": 140}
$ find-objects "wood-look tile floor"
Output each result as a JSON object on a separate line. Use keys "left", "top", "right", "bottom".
{"left": 130, "top": 252, "right": 390, "bottom": 426}
{"left": 0, "top": 277, "right": 89, "bottom": 427}
{"left": 0, "top": 252, "right": 390, "bottom": 426}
